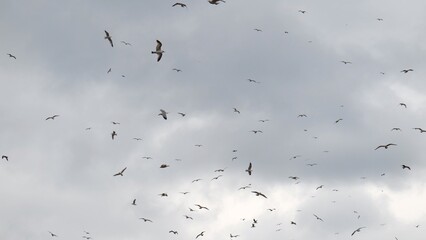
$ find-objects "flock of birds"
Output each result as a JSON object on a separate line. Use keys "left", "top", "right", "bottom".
{"left": 2, "top": 1, "right": 424, "bottom": 240}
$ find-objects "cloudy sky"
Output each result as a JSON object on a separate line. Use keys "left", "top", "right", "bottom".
{"left": 1, "top": 0, "right": 426, "bottom": 239}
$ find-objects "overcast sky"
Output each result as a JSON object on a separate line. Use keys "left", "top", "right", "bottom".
{"left": 1, "top": 0, "right": 426, "bottom": 239}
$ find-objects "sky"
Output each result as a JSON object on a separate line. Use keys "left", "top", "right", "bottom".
{"left": 1, "top": 0, "right": 426, "bottom": 239}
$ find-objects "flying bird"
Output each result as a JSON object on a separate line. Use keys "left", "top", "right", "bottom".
{"left": 316, "top": 185, "right": 324, "bottom": 190}
{"left": 238, "top": 184, "right": 251, "bottom": 190}
{"left": 253, "top": 28, "right": 262, "bottom": 32}
{"left": 402, "top": 164, "right": 411, "bottom": 170}
{"left": 195, "top": 204, "right": 209, "bottom": 210}
{"left": 192, "top": 178, "right": 202, "bottom": 183}
{"left": 107, "top": 68, "right": 111, "bottom": 73}
{"left": 151, "top": 40, "right": 164, "bottom": 62}
{"left": 259, "top": 119, "right": 269, "bottom": 122}
{"left": 2, "top": 155, "right": 9, "bottom": 161}
{"left": 298, "top": 10, "right": 306, "bottom": 13}
{"left": 230, "top": 234, "right": 239, "bottom": 238}
{"left": 298, "top": 114, "right": 307, "bottom": 117}
{"left": 160, "top": 164, "right": 170, "bottom": 168}
{"left": 351, "top": 227, "right": 366, "bottom": 236}
{"left": 133, "top": 138, "right": 142, "bottom": 141}
{"left": 374, "top": 143, "right": 397, "bottom": 150}
{"left": 172, "top": 68, "right": 182, "bottom": 72}
{"left": 169, "top": 230, "right": 178, "bottom": 234}
{"left": 104, "top": 30, "right": 113, "bottom": 47}
{"left": 159, "top": 109, "right": 168, "bottom": 120}
{"left": 233, "top": 108, "right": 241, "bottom": 114}
{"left": 391, "top": 128, "right": 401, "bottom": 131}
{"left": 413, "top": 128, "right": 426, "bottom": 133}
{"left": 139, "top": 218, "right": 153, "bottom": 222}
{"left": 246, "top": 162, "right": 252, "bottom": 175}
{"left": 196, "top": 231, "right": 205, "bottom": 239}
{"left": 313, "top": 214, "right": 324, "bottom": 221}
{"left": 46, "top": 115, "right": 60, "bottom": 120}
{"left": 172, "top": 2, "right": 187, "bottom": 7}
{"left": 184, "top": 215, "right": 193, "bottom": 219}
{"left": 120, "top": 41, "right": 132, "bottom": 46}
{"left": 208, "top": 0, "right": 225, "bottom": 4}
{"left": 111, "top": 121, "right": 120, "bottom": 125}
{"left": 211, "top": 175, "right": 223, "bottom": 180}
{"left": 377, "top": 18, "right": 383, "bottom": 21}
{"left": 7, "top": 53, "right": 16, "bottom": 59}
{"left": 335, "top": 118, "right": 343, "bottom": 123}
{"left": 48, "top": 231, "right": 58, "bottom": 237}
{"left": 132, "top": 199, "right": 137, "bottom": 205}
{"left": 113, "top": 167, "right": 127, "bottom": 176}
{"left": 247, "top": 78, "right": 260, "bottom": 83}
{"left": 250, "top": 130, "right": 263, "bottom": 134}
{"left": 159, "top": 193, "right": 168, "bottom": 197}
{"left": 252, "top": 191, "right": 267, "bottom": 198}
{"left": 111, "top": 131, "right": 117, "bottom": 140}
{"left": 401, "top": 69, "right": 413, "bottom": 73}
{"left": 341, "top": 61, "right": 352, "bottom": 64}
{"left": 178, "top": 112, "right": 186, "bottom": 117}
{"left": 399, "top": 103, "right": 407, "bottom": 108}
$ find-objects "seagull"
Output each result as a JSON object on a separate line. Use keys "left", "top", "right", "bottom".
{"left": 178, "top": 112, "right": 186, "bottom": 117}
{"left": 169, "top": 230, "right": 179, "bottom": 234}
{"left": 230, "top": 234, "right": 239, "bottom": 238}
{"left": 259, "top": 119, "right": 269, "bottom": 122}
{"left": 247, "top": 78, "right": 260, "bottom": 83}
{"left": 374, "top": 143, "right": 397, "bottom": 150}
{"left": 316, "top": 185, "right": 324, "bottom": 190}
{"left": 289, "top": 176, "right": 299, "bottom": 180}
{"left": 208, "top": 0, "right": 225, "bottom": 5}
{"left": 306, "top": 163, "right": 317, "bottom": 166}
{"left": 253, "top": 28, "right": 262, "bottom": 32}
{"left": 160, "top": 164, "right": 170, "bottom": 168}
{"left": 113, "top": 167, "right": 127, "bottom": 176}
{"left": 238, "top": 184, "right": 251, "bottom": 190}
{"left": 211, "top": 175, "right": 223, "bottom": 180}
{"left": 151, "top": 40, "right": 164, "bottom": 62}
{"left": 291, "top": 221, "right": 297, "bottom": 225}
{"left": 252, "top": 191, "right": 267, "bottom": 198}
{"left": 195, "top": 204, "right": 209, "bottom": 210}
{"left": 313, "top": 214, "right": 324, "bottom": 221}
{"left": 139, "top": 217, "right": 153, "bottom": 222}
{"left": 401, "top": 69, "right": 413, "bottom": 73}
{"left": 196, "top": 231, "right": 205, "bottom": 239}
{"left": 111, "top": 121, "right": 120, "bottom": 125}
{"left": 233, "top": 108, "right": 240, "bottom": 114}
{"left": 298, "top": 114, "right": 307, "bottom": 117}
{"left": 377, "top": 18, "right": 383, "bottom": 21}
{"left": 172, "top": 2, "right": 187, "bottom": 7}
{"left": 7, "top": 53, "right": 16, "bottom": 59}
{"left": 399, "top": 103, "right": 407, "bottom": 108}
{"left": 180, "top": 191, "right": 190, "bottom": 195}
{"left": 192, "top": 179, "right": 202, "bottom": 183}
{"left": 267, "top": 208, "right": 276, "bottom": 211}
{"left": 159, "top": 193, "right": 168, "bottom": 197}
{"left": 402, "top": 164, "right": 411, "bottom": 170}
{"left": 335, "top": 118, "right": 343, "bottom": 123}
{"left": 341, "top": 61, "right": 352, "bottom": 64}
{"left": 214, "top": 168, "right": 225, "bottom": 172}
{"left": 246, "top": 162, "right": 252, "bottom": 175}
{"left": 184, "top": 215, "right": 193, "bottom": 220}
{"left": 132, "top": 199, "right": 137, "bottom": 205}
{"left": 133, "top": 138, "right": 142, "bottom": 141}
{"left": 107, "top": 68, "right": 112, "bottom": 73}
{"left": 48, "top": 231, "right": 58, "bottom": 237}
{"left": 413, "top": 128, "right": 426, "bottom": 133}
{"left": 250, "top": 130, "right": 263, "bottom": 134}
{"left": 391, "top": 128, "right": 401, "bottom": 131}
{"left": 2, "top": 155, "right": 9, "bottom": 161}
{"left": 194, "top": 144, "right": 203, "bottom": 147}
{"left": 111, "top": 131, "right": 117, "bottom": 140}
{"left": 351, "top": 227, "right": 366, "bottom": 236}
{"left": 298, "top": 10, "right": 306, "bottom": 14}
{"left": 104, "top": 30, "right": 113, "bottom": 47}
{"left": 46, "top": 115, "right": 60, "bottom": 120}
{"left": 120, "top": 41, "right": 132, "bottom": 46}
{"left": 159, "top": 109, "right": 168, "bottom": 120}
{"left": 142, "top": 156, "right": 152, "bottom": 159}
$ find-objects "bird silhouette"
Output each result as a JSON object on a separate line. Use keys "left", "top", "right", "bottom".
{"left": 233, "top": 108, "right": 240, "bottom": 114}
{"left": 341, "top": 61, "right": 352, "bottom": 64}
{"left": 195, "top": 204, "right": 209, "bottom": 210}
{"left": 351, "top": 227, "right": 366, "bottom": 236}
{"left": 399, "top": 103, "right": 407, "bottom": 108}
{"left": 391, "top": 128, "right": 401, "bottom": 131}
{"left": 7, "top": 53, "right": 16, "bottom": 59}
{"left": 413, "top": 128, "right": 426, "bottom": 133}
{"left": 151, "top": 40, "right": 164, "bottom": 62}
{"left": 246, "top": 162, "right": 252, "bottom": 175}
{"left": 313, "top": 214, "right": 324, "bottom": 221}
{"left": 113, "top": 167, "right": 127, "bottom": 176}
{"left": 104, "top": 30, "right": 113, "bottom": 47}
{"left": 159, "top": 109, "right": 168, "bottom": 120}
{"left": 208, "top": 0, "right": 225, "bottom": 5}
{"left": 178, "top": 112, "right": 186, "bottom": 117}
{"left": 252, "top": 191, "right": 267, "bottom": 198}
{"left": 375, "top": 143, "right": 397, "bottom": 150}
{"left": 2, "top": 155, "right": 9, "bottom": 161}
{"left": 120, "top": 41, "right": 131, "bottom": 46}
{"left": 139, "top": 217, "right": 153, "bottom": 222}
{"left": 160, "top": 164, "right": 170, "bottom": 168}
{"left": 401, "top": 69, "right": 413, "bottom": 73}
{"left": 132, "top": 199, "right": 136, "bottom": 205}
{"left": 46, "top": 115, "right": 60, "bottom": 120}
{"left": 196, "top": 231, "right": 205, "bottom": 239}
{"left": 169, "top": 230, "right": 178, "bottom": 234}
{"left": 111, "top": 131, "right": 117, "bottom": 140}
{"left": 402, "top": 164, "right": 411, "bottom": 170}
{"left": 48, "top": 231, "right": 58, "bottom": 237}
{"left": 172, "top": 2, "right": 187, "bottom": 7}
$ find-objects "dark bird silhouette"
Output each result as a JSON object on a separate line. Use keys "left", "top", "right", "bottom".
{"left": 159, "top": 109, "right": 168, "bottom": 120}
{"left": 173, "top": 2, "right": 187, "bottom": 7}
{"left": 306, "top": 163, "right": 317, "bottom": 167}
{"left": 139, "top": 217, "right": 153, "bottom": 222}
{"left": 192, "top": 178, "right": 202, "bottom": 183}
{"left": 195, "top": 204, "right": 209, "bottom": 210}
{"left": 159, "top": 193, "right": 168, "bottom": 197}
{"left": 298, "top": 114, "right": 307, "bottom": 117}
{"left": 133, "top": 138, "right": 142, "bottom": 141}
{"left": 2, "top": 155, "right": 9, "bottom": 161}
{"left": 184, "top": 215, "right": 193, "bottom": 219}
{"left": 246, "top": 162, "right": 252, "bottom": 175}
{"left": 341, "top": 61, "right": 352, "bottom": 64}
{"left": 253, "top": 28, "right": 262, "bottom": 32}
{"left": 194, "top": 144, "right": 203, "bottom": 147}
{"left": 402, "top": 164, "right": 411, "bottom": 170}
{"left": 214, "top": 168, "right": 225, "bottom": 172}
{"left": 132, "top": 199, "right": 136, "bottom": 205}
{"left": 7, "top": 53, "right": 16, "bottom": 59}
{"left": 111, "top": 121, "right": 120, "bottom": 125}
{"left": 374, "top": 143, "right": 397, "bottom": 150}
{"left": 351, "top": 227, "right": 366, "bottom": 236}
{"left": 104, "top": 30, "right": 113, "bottom": 47}
{"left": 250, "top": 130, "right": 263, "bottom": 134}
{"left": 178, "top": 112, "right": 186, "bottom": 117}
{"left": 151, "top": 40, "right": 164, "bottom": 62}
{"left": 399, "top": 103, "right": 407, "bottom": 108}
{"left": 252, "top": 191, "right": 267, "bottom": 198}
{"left": 211, "top": 175, "right": 223, "bottom": 180}
{"left": 313, "top": 214, "right": 324, "bottom": 221}
{"left": 335, "top": 118, "right": 343, "bottom": 123}
{"left": 169, "top": 230, "right": 178, "bottom": 234}
{"left": 208, "top": 0, "right": 225, "bottom": 5}
{"left": 233, "top": 108, "right": 240, "bottom": 114}
{"left": 230, "top": 234, "right": 239, "bottom": 238}
{"left": 291, "top": 221, "right": 297, "bottom": 225}
{"left": 180, "top": 191, "right": 189, "bottom": 195}
{"left": 316, "top": 185, "right": 324, "bottom": 190}
{"left": 298, "top": 10, "right": 306, "bottom": 13}
{"left": 247, "top": 78, "right": 260, "bottom": 83}
{"left": 259, "top": 119, "right": 269, "bottom": 122}
{"left": 46, "top": 115, "right": 60, "bottom": 120}
{"left": 289, "top": 176, "right": 299, "bottom": 180}
{"left": 238, "top": 184, "right": 251, "bottom": 190}
{"left": 120, "top": 41, "right": 131, "bottom": 46}
{"left": 107, "top": 68, "right": 112, "bottom": 73}
{"left": 413, "top": 128, "right": 426, "bottom": 133}
{"left": 391, "top": 128, "right": 401, "bottom": 131}
{"left": 377, "top": 18, "right": 383, "bottom": 21}
{"left": 267, "top": 208, "right": 276, "bottom": 211}
{"left": 142, "top": 156, "right": 152, "bottom": 159}
{"left": 172, "top": 68, "right": 182, "bottom": 72}
{"left": 196, "top": 231, "right": 205, "bottom": 239}
{"left": 160, "top": 164, "right": 170, "bottom": 168}
{"left": 401, "top": 69, "right": 413, "bottom": 73}
{"left": 113, "top": 167, "right": 127, "bottom": 176}
{"left": 111, "top": 131, "right": 117, "bottom": 140}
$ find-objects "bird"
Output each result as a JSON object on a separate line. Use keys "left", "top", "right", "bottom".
{"left": 341, "top": 61, "right": 352, "bottom": 64}
{"left": 214, "top": 168, "right": 225, "bottom": 172}
{"left": 316, "top": 185, "right": 324, "bottom": 190}
{"left": 306, "top": 163, "right": 317, "bottom": 167}
{"left": 298, "top": 114, "right": 307, "bottom": 117}
{"left": 391, "top": 128, "right": 401, "bottom": 131}
{"left": 289, "top": 176, "right": 299, "bottom": 180}
{"left": 48, "top": 231, "right": 58, "bottom": 237}
{"left": 107, "top": 68, "right": 112, "bottom": 73}
{"left": 104, "top": 30, "right": 113, "bottom": 47}
{"left": 169, "top": 230, "right": 178, "bottom": 234}
{"left": 211, "top": 175, "right": 222, "bottom": 180}
{"left": 160, "top": 164, "right": 170, "bottom": 168}
{"left": 178, "top": 112, "right": 186, "bottom": 117}
{"left": 313, "top": 214, "right": 324, "bottom": 221}
{"left": 46, "top": 115, "right": 60, "bottom": 120}
{"left": 2, "top": 155, "right": 9, "bottom": 161}
{"left": 111, "top": 121, "right": 120, "bottom": 125}
{"left": 195, "top": 204, "right": 209, "bottom": 210}
{"left": 184, "top": 215, "right": 193, "bottom": 220}
{"left": 377, "top": 18, "right": 383, "bottom": 21}
{"left": 111, "top": 131, "right": 117, "bottom": 140}
{"left": 7, "top": 53, "right": 16, "bottom": 59}
{"left": 232, "top": 156, "right": 238, "bottom": 161}
{"left": 413, "top": 128, "right": 426, "bottom": 133}
{"left": 192, "top": 178, "right": 202, "bottom": 183}
{"left": 172, "top": 2, "right": 187, "bottom": 7}
{"left": 142, "top": 156, "right": 152, "bottom": 159}
{"left": 259, "top": 119, "right": 269, "bottom": 122}
{"left": 139, "top": 217, "right": 153, "bottom": 222}
{"left": 298, "top": 10, "right": 306, "bottom": 13}
{"left": 253, "top": 28, "right": 262, "bottom": 32}
{"left": 351, "top": 227, "right": 366, "bottom": 236}
{"left": 196, "top": 231, "right": 205, "bottom": 239}
{"left": 335, "top": 118, "right": 343, "bottom": 123}
{"left": 113, "top": 167, "right": 127, "bottom": 176}
{"left": 151, "top": 40, "right": 164, "bottom": 62}
{"left": 238, "top": 184, "right": 251, "bottom": 190}
{"left": 159, "top": 109, "right": 168, "bottom": 120}
{"left": 132, "top": 199, "right": 137, "bottom": 205}
{"left": 399, "top": 103, "right": 407, "bottom": 108}
{"left": 159, "top": 193, "right": 168, "bottom": 197}
{"left": 374, "top": 143, "right": 397, "bottom": 150}
{"left": 252, "top": 191, "right": 267, "bottom": 198}
{"left": 172, "top": 68, "right": 182, "bottom": 73}
{"left": 208, "top": 0, "right": 225, "bottom": 5}
{"left": 233, "top": 108, "right": 240, "bottom": 114}
{"left": 194, "top": 144, "right": 203, "bottom": 147}
{"left": 401, "top": 69, "right": 413, "bottom": 73}
{"left": 250, "top": 130, "right": 263, "bottom": 134}
{"left": 247, "top": 78, "right": 260, "bottom": 83}
{"left": 291, "top": 221, "right": 297, "bottom": 225}
{"left": 180, "top": 191, "right": 190, "bottom": 195}
{"left": 267, "top": 208, "right": 276, "bottom": 211}
{"left": 120, "top": 41, "right": 131, "bottom": 46}
{"left": 246, "top": 162, "right": 252, "bottom": 175}
{"left": 289, "top": 155, "right": 302, "bottom": 160}
{"left": 402, "top": 164, "right": 411, "bottom": 170}
{"left": 133, "top": 138, "right": 142, "bottom": 141}
{"left": 230, "top": 234, "right": 239, "bottom": 238}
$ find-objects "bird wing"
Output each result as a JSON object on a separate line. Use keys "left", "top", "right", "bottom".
{"left": 157, "top": 53, "right": 163, "bottom": 62}
{"left": 104, "top": 30, "right": 110, "bottom": 37}
{"left": 108, "top": 38, "right": 113, "bottom": 47}
{"left": 156, "top": 40, "right": 162, "bottom": 51}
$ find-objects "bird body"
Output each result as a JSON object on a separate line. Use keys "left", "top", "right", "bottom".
{"left": 2, "top": 155, "right": 9, "bottom": 161}
{"left": 172, "top": 2, "right": 187, "bottom": 7}
{"left": 375, "top": 143, "right": 397, "bottom": 150}
{"left": 152, "top": 40, "right": 164, "bottom": 62}
{"left": 252, "top": 190, "right": 267, "bottom": 198}
{"left": 7, "top": 53, "right": 16, "bottom": 59}
{"left": 46, "top": 115, "right": 60, "bottom": 120}
{"left": 246, "top": 162, "right": 252, "bottom": 175}
{"left": 104, "top": 30, "right": 113, "bottom": 47}
{"left": 113, "top": 167, "right": 127, "bottom": 176}
{"left": 159, "top": 109, "right": 168, "bottom": 120}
